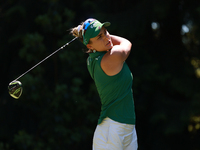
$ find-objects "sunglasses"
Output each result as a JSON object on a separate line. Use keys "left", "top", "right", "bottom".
{"left": 82, "top": 19, "right": 96, "bottom": 36}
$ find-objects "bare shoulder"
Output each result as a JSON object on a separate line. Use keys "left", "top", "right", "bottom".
{"left": 101, "top": 35, "right": 132, "bottom": 76}
{"left": 101, "top": 51, "right": 124, "bottom": 76}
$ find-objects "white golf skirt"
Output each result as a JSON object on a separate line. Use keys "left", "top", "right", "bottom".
{"left": 93, "top": 117, "right": 138, "bottom": 150}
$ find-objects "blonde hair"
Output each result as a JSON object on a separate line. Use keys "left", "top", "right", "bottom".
{"left": 70, "top": 21, "right": 92, "bottom": 53}
{"left": 70, "top": 23, "right": 84, "bottom": 42}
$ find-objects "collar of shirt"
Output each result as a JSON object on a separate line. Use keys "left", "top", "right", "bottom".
{"left": 89, "top": 51, "right": 107, "bottom": 59}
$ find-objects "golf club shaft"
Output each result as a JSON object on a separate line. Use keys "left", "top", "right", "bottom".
{"left": 13, "top": 37, "right": 78, "bottom": 81}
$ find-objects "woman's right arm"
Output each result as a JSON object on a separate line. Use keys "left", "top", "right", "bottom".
{"left": 101, "top": 35, "right": 132, "bottom": 76}
{"left": 109, "top": 35, "right": 132, "bottom": 62}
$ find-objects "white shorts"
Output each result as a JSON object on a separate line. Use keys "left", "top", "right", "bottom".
{"left": 93, "top": 117, "right": 138, "bottom": 150}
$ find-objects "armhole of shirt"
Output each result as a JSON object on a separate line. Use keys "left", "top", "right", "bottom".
{"left": 98, "top": 55, "right": 125, "bottom": 78}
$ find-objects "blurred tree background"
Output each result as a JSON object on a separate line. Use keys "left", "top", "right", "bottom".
{"left": 0, "top": 0, "right": 200, "bottom": 149}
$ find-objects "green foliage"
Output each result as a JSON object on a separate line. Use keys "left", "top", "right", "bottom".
{"left": 1, "top": 0, "right": 200, "bottom": 150}
{"left": 19, "top": 33, "right": 46, "bottom": 62}
{"left": 5, "top": 5, "right": 26, "bottom": 20}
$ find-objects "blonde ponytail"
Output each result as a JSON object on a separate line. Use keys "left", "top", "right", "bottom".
{"left": 70, "top": 21, "right": 92, "bottom": 53}
{"left": 70, "top": 23, "right": 84, "bottom": 42}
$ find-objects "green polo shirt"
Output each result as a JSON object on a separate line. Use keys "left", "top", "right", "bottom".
{"left": 87, "top": 51, "right": 136, "bottom": 125}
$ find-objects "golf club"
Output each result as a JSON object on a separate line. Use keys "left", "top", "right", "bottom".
{"left": 8, "top": 37, "right": 78, "bottom": 99}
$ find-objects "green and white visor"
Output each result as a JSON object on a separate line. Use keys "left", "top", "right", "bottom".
{"left": 81, "top": 18, "right": 110, "bottom": 45}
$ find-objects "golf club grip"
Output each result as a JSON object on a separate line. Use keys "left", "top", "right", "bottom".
{"left": 12, "top": 37, "right": 78, "bottom": 82}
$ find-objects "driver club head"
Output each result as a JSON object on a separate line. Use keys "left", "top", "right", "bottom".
{"left": 8, "top": 81, "right": 23, "bottom": 99}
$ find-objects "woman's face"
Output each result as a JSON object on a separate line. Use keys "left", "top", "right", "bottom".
{"left": 86, "top": 27, "right": 113, "bottom": 52}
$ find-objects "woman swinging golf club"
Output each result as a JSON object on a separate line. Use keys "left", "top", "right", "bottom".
{"left": 71, "top": 18, "right": 138, "bottom": 150}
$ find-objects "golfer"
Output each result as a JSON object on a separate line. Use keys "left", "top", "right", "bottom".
{"left": 70, "top": 18, "right": 138, "bottom": 150}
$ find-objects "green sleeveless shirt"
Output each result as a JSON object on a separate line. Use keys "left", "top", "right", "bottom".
{"left": 87, "top": 51, "right": 136, "bottom": 125}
